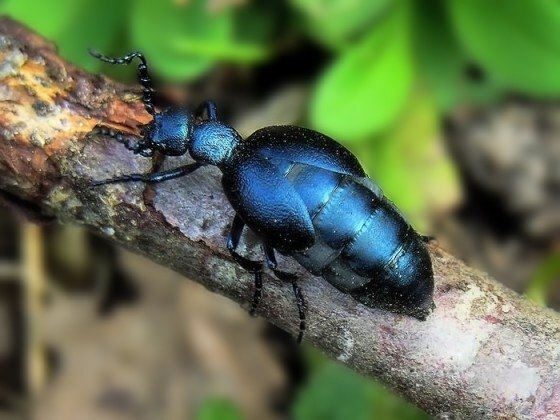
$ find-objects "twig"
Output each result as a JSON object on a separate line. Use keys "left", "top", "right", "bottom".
{"left": 0, "top": 18, "right": 558, "bottom": 419}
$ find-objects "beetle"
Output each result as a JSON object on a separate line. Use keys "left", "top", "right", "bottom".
{"left": 89, "top": 50, "right": 435, "bottom": 343}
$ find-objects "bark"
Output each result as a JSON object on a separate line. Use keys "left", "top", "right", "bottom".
{"left": 0, "top": 18, "right": 558, "bottom": 419}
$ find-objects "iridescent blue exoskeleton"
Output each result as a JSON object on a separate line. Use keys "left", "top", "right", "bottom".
{"left": 90, "top": 50, "right": 435, "bottom": 343}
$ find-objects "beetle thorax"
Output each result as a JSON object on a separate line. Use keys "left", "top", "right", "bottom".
{"left": 189, "top": 121, "right": 241, "bottom": 166}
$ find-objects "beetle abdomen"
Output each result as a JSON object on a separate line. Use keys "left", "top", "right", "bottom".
{"left": 284, "top": 163, "right": 434, "bottom": 319}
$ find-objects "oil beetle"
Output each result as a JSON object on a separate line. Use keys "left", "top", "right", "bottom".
{"left": 90, "top": 50, "right": 435, "bottom": 343}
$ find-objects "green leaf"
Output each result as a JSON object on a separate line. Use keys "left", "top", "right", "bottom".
{"left": 131, "top": 0, "right": 276, "bottom": 80}
{"left": 413, "top": 0, "right": 464, "bottom": 111}
{"left": 289, "top": 0, "right": 392, "bottom": 49}
{"left": 414, "top": 1, "right": 506, "bottom": 111}
{"left": 293, "top": 363, "right": 373, "bottom": 420}
{"left": 169, "top": 1, "right": 279, "bottom": 63}
{"left": 0, "top": 0, "right": 128, "bottom": 70}
{"left": 0, "top": 0, "right": 83, "bottom": 36}
{"left": 196, "top": 398, "right": 244, "bottom": 420}
{"left": 130, "top": 0, "right": 234, "bottom": 80}
{"left": 231, "top": 0, "right": 282, "bottom": 59}
{"left": 310, "top": 1, "right": 413, "bottom": 142}
{"left": 525, "top": 253, "right": 560, "bottom": 307}
{"left": 449, "top": 0, "right": 560, "bottom": 96}
{"left": 293, "top": 361, "right": 428, "bottom": 420}
{"left": 355, "top": 89, "right": 460, "bottom": 231}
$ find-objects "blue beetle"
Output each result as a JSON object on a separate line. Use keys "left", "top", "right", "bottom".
{"left": 90, "top": 50, "right": 435, "bottom": 343}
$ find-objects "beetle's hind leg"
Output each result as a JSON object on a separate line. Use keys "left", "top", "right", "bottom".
{"left": 89, "top": 49, "right": 156, "bottom": 116}
{"left": 227, "top": 215, "right": 307, "bottom": 343}
{"left": 227, "top": 215, "right": 264, "bottom": 316}
{"left": 264, "top": 245, "right": 306, "bottom": 344}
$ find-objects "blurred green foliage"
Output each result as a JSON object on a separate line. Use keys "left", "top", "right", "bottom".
{"left": 289, "top": 0, "right": 391, "bottom": 49}
{"left": 0, "top": 0, "right": 130, "bottom": 71}
{"left": 131, "top": 0, "right": 234, "bottom": 80}
{"left": 449, "top": 0, "right": 560, "bottom": 96}
{"left": 195, "top": 398, "right": 244, "bottom": 420}
{"left": 310, "top": 0, "right": 412, "bottom": 141}
{"left": 131, "top": 0, "right": 279, "bottom": 79}
{"left": 526, "top": 253, "right": 560, "bottom": 307}
{"left": 293, "top": 348, "right": 429, "bottom": 420}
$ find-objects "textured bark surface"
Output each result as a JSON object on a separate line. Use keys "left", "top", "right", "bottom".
{"left": 0, "top": 18, "right": 559, "bottom": 419}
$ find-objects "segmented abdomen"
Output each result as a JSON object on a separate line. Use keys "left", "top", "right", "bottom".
{"left": 283, "top": 163, "right": 434, "bottom": 318}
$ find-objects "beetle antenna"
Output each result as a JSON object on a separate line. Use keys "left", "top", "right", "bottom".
{"left": 89, "top": 49, "right": 156, "bottom": 116}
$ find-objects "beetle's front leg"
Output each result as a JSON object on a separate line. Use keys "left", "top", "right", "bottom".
{"left": 94, "top": 125, "right": 153, "bottom": 157}
{"left": 263, "top": 245, "right": 306, "bottom": 344}
{"left": 92, "top": 163, "right": 202, "bottom": 186}
{"left": 227, "top": 214, "right": 264, "bottom": 316}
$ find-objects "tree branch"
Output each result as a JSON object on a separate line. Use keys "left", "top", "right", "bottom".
{"left": 0, "top": 18, "right": 558, "bottom": 418}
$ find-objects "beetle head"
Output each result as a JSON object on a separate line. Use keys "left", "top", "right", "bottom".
{"left": 140, "top": 107, "right": 192, "bottom": 156}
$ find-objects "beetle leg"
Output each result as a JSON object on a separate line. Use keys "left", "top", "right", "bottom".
{"left": 264, "top": 245, "right": 306, "bottom": 344}
{"left": 89, "top": 49, "right": 156, "bottom": 115}
{"left": 92, "top": 163, "right": 202, "bottom": 186}
{"left": 93, "top": 125, "right": 152, "bottom": 155}
{"left": 227, "top": 215, "right": 264, "bottom": 316}
{"left": 195, "top": 100, "right": 218, "bottom": 121}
